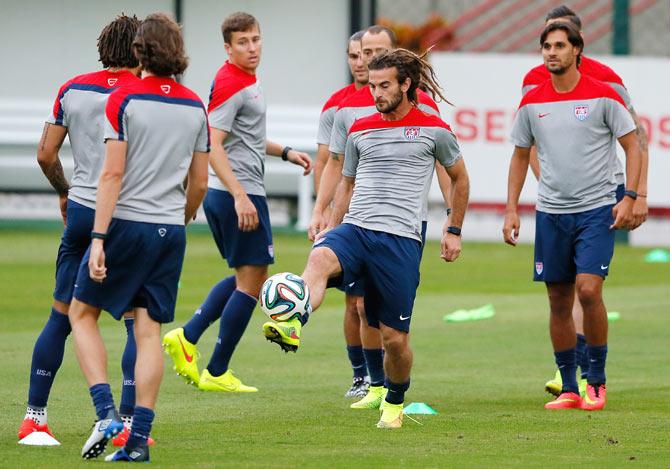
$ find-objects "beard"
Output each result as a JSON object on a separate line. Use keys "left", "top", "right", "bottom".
{"left": 547, "top": 64, "right": 568, "bottom": 75}
{"left": 375, "top": 88, "right": 404, "bottom": 113}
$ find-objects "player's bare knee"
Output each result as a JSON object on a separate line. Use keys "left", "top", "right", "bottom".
{"left": 381, "top": 328, "right": 408, "bottom": 355}
{"left": 306, "top": 247, "right": 340, "bottom": 278}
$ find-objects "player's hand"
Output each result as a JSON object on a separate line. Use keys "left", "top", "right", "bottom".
{"left": 308, "top": 210, "right": 326, "bottom": 241}
{"left": 287, "top": 150, "right": 312, "bottom": 176}
{"left": 630, "top": 197, "right": 648, "bottom": 230}
{"left": 234, "top": 194, "right": 259, "bottom": 232}
{"left": 88, "top": 239, "right": 107, "bottom": 283}
{"left": 314, "top": 225, "right": 332, "bottom": 242}
{"left": 502, "top": 210, "right": 520, "bottom": 246}
{"left": 441, "top": 232, "right": 461, "bottom": 262}
{"left": 610, "top": 197, "right": 634, "bottom": 230}
{"left": 59, "top": 194, "right": 68, "bottom": 226}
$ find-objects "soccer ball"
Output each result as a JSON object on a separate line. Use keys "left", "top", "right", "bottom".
{"left": 260, "top": 272, "right": 311, "bottom": 322}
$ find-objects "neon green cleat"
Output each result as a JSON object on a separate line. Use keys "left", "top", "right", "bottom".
{"left": 350, "top": 385, "right": 387, "bottom": 410}
{"left": 198, "top": 369, "right": 258, "bottom": 393}
{"left": 162, "top": 328, "right": 200, "bottom": 386}
{"left": 376, "top": 402, "right": 403, "bottom": 429}
{"left": 545, "top": 370, "right": 562, "bottom": 397}
{"left": 262, "top": 318, "right": 301, "bottom": 353}
{"left": 579, "top": 377, "right": 587, "bottom": 397}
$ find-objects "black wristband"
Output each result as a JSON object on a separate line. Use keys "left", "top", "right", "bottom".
{"left": 281, "top": 146, "right": 292, "bottom": 161}
{"left": 446, "top": 226, "right": 461, "bottom": 236}
{"left": 446, "top": 207, "right": 452, "bottom": 216}
{"left": 624, "top": 189, "right": 637, "bottom": 200}
{"left": 91, "top": 231, "right": 107, "bottom": 240}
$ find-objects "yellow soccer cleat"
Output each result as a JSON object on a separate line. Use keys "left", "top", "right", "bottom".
{"left": 262, "top": 318, "right": 301, "bottom": 353}
{"left": 376, "top": 402, "right": 404, "bottom": 429}
{"left": 162, "top": 328, "right": 200, "bottom": 386}
{"left": 350, "top": 386, "right": 387, "bottom": 410}
{"left": 198, "top": 369, "right": 258, "bottom": 393}
{"left": 544, "top": 370, "right": 562, "bottom": 397}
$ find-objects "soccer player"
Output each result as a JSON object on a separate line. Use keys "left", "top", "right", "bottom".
{"left": 521, "top": 5, "right": 650, "bottom": 397}
{"left": 315, "top": 30, "right": 372, "bottom": 398}
{"left": 18, "top": 15, "right": 142, "bottom": 445}
{"left": 68, "top": 13, "right": 209, "bottom": 461}
{"left": 305, "top": 25, "right": 453, "bottom": 411}
{"left": 162, "top": 12, "right": 312, "bottom": 393}
{"left": 504, "top": 21, "right": 641, "bottom": 411}
{"left": 268, "top": 48, "right": 470, "bottom": 428}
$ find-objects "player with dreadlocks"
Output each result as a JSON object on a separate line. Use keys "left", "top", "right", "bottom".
{"left": 265, "top": 48, "right": 470, "bottom": 428}
{"left": 17, "top": 14, "right": 147, "bottom": 447}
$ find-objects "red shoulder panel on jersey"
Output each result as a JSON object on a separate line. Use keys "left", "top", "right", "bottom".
{"left": 207, "top": 61, "right": 256, "bottom": 113}
{"left": 578, "top": 56, "right": 625, "bottom": 86}
{"left": 519, "top": 74, "right": 627, "bottom": 108}
{"left": 321, "top": 84, "right": 357, "bottom": 113}
{"left": 522, "top": 64, "right": 549, "bottom": 88}
{"left": 337, "top": 86, "right": 375, "bottom": 110}
{"left": 417, "top": 89, "right": 440, "bottom": 112}
{"left": 348, "top": 106, "right": 451, "bottom": 134}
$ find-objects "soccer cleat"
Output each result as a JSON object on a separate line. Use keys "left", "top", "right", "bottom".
{"left": 580, "top": 383, "right": 607, "bottom": 411}
{"left": 579, "top": 378, "right": 587, "bottom": 396}
{"left": 198, "top": 369, "right": 258, "bottom": 393}
{"left": 544, "top": 392, "right": 582, "bottom": 410}
{"left": 262, "top": 318, "right": 301, "bottom": 353}
{"left": 112, "top": 426, "right": 155, "bottom": 447}
{"left": 163, "top": 327, "right": 200, "bottom": 386}
{"left": 105, "top": 445, "right": 150, "bottom": 462}
{"left": 350, "top": 385, "right": 387, "bottom": 410}
{"left": 18, "top": 418, "right": 56, "bottom": 441}
{"left": 376, "top": 402, "right": 404, "bottom": 429}
{"left": 544, "top": 370, "right": 562, "bottom": 397}
{"left": 345, "top": 376, "right": 370, "bottom": 398}
{"left": 81, "top": 409, "right": 124, "bottom": 459}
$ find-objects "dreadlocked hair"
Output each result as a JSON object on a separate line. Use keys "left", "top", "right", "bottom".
{"left": 368, "top": 48, "right": 452, "bottom": 106}
{"left": 98, "top": 14, "right": 141, "bottom": 68}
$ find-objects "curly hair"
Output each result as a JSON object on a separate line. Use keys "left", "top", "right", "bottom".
{"left": 97, "top": 14, "right": 141, "bottom": 68}
{"left": 132, "top": 12, "right": 188, "bottom": 77}
{"left": 368, "top": 48, "right": 451, "bottom": 105}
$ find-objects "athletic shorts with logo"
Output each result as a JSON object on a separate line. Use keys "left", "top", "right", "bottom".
{"left": 315, "top": 223, "right": 421, "bottom": 333}
{"left": 73, "top": 218, "right": 185, "bottom": 323}
{"left": 203, "top": 188, "right": 274, "bottom": 268}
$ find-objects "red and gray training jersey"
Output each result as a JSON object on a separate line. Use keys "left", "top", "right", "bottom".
{"left": 207, "top": 61, "right": 267, "bottom": 196}
{"left": 47, "top": 70, "right": 140, "bottom": 208}
{"left": 343, "top": 107, "right": 462, "bottom": 242}
{"left": 329, "top": 86, "right": 441, "bottom": 156}
{"left": 511, "top": 75, "right": 636, "bottom": 215}
{"left": 104, "top": 76, "right": 209, "bottom": 225}
{"left": 316, "top": 83, "right": 357, "bottom": 145}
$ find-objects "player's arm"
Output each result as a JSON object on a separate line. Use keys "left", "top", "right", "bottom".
{"left": 611, "top": 130, "right": 642, "bottom": 230}
{"left": 628, "top": 108, "right": 649, "bottom": 228}
{"left": 184, "top": 151, "right": 209, "bottom": 224}
{"left": 89, "top": 139, "right": 127, "bottom": 282}
{"left": 503, "top": 146, "right": 531, "bottom": 246}
{"left": 36, "top": 123, "right": 69, "bottom": 224}
{"left": 528, "top": 146, "right": 540, "bottom": 181}
{"left": 434, "top": 163, "right": 452, "bottom": 227}
{"left": 313, "top": 143, "right": 330, "bottom": 193}
{"left": 325, "top": 175, "right": 355, "bottom": 230}
{"left": 209, "top": 127, "right": 258, "bottom": 232}
{"left": 266, "top": 140, "right": 312, "bottom": 175}
{"left": 308, "top": 152, "right": 343, "bottom": 240}
{"left": 441, "top": 158, "right": 469, "bottom": 263}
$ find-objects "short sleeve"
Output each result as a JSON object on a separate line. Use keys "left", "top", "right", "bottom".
{"left": 510, "top": 106, "right": 534, "bottom": 148}
{"left": 316, "top": 107, "right": 336, "bottom": 145}
{"left": 208, "top": 91, "right": 243, "bottom": 132}
{"left": 418, "top": 102, "right": 440, "bottom": 117}
{"left": 195, "top": 111, "right": 210, "bottom": 152}
{"left": 521, "top": 84, "right": 536, "bottom": 97}
{"left": 342, "top": 134, "right": 360, "bottom": 178}
{"left": 104, "top": 91, "right": 128, "bottom": 141}
{"left": 604, "top": 98, "right": 636, "bottom": 139}
{"left": 329, "top": 109, "right": 348, "bottom": 155}
{"left": 47, "top": 82, "right": 69, "bottom": 127}
{"left": 434, "top": 128, "right": 462, "bottom": 168}
{"left": 607, "top": 82, "right": 633, "bottom": 110}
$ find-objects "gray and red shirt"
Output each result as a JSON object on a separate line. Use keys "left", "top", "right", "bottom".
{"left": 316, "top": 83, "right": 358, "bottom": 146}
{"left": 343, "top": 107, "right": 462, "bottom": 242}
{"left": 207, "top": 61, "right": 267, "bottom": 196}
{"left": 511, "top": 74, "right": 636, "bottom": 214}
{"left": 47, "top": 70, "right": 140, "bottom": 208}
{"left": 105, "top": 76, "right": 210, "bottom": 225}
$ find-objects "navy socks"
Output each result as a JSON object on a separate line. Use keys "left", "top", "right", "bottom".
{"left": 363, "top": 348, "right": 385, "bottom": 387}
{"left": 346, "top": 345, "right": 367, "bottom": 379}
{"left": 576, "top": 334, "right": 589, "bottom": 379}
{"left": 89, "top": 383, "right": 115, "bottom": 420}
{"left": 183, "top": 276, "right": 236, "bottom": 344}
{"left": 126, "top": 406, "right": 154, "bottom": 449}
{"left": 586, "top": 344, "right": 608, "bottom": 385}
{"left": 554, "top": 348, "right": 579, "bottom": 394}
{"left": 385, "top": 379, "right": 410, "bottom": 405}
{"left": 119, "top": 317, "right": 136, "bottom": 417}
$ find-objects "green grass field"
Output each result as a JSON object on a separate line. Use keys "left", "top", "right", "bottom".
{"left": 1, "top": 228, "right": 669, "bottom": 467}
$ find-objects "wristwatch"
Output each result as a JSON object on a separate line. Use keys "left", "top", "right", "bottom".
{"left": 446, "top": 226, "right": 461, "bottom": 236}
{"left": 624, "top": 189, "right": 638, "bottom": 200}
{"left": 281, "top": 146, "right": 292, "bottom": 161}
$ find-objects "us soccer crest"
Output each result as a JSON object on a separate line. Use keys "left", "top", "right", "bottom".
{"left": 574, "top": 105, "right": 589, "bottom": 121}
{"left": 535, "top": 262, "right": 544, "bottom": 275}
{"left": 404, "top": 127, "right": 420, "bottom": 140}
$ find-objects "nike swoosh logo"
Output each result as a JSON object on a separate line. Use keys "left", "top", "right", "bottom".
{"left": 290, "top": 330, "right": 299, "bottom": 340}
{"left": 399, "top": 314, "right": 411, "bottom": 321}
{"left": 538, "top": 113, "right": 550, "bottom": 118}
{"left": 177, "top": 336, "right": 193, "bottom": 363}
{"left": 600, "top": 265, "right": 608, "bottom": 270}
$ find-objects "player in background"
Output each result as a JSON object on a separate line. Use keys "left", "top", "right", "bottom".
{"left": 504, "top": 21, "right": 641, "bottom": 411}
{"left": 315, "top": 30, "right": 373, "bottom": 398}
{"left": 162, "top": 12, "right": 312, "bottom": 393}
{"left": 18, "top": 15, "right": 143, "bottom": 446}
{"left": 303, "top": 25, "right": 453, "bottom": 411}
{"left": 521, "top": 5, "right": 650, "bottom": 397}
{"left": 268, "top": 49, "right": 469, "bottom": 428}
{"left": 68, "top": 13, "right": 209, "bottom": 461}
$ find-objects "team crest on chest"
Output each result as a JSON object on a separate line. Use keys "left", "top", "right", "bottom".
{"left": 404, "top": 127, "right": 420, "bottom": 140}
{"left": 574, "top": 105, "right": 589, "bottom": 121}
{"left": 160, "top": 85, "right": 171, "bottom": 94}
{"left": 107, "top": 78, "right": 118, "bottom": 86}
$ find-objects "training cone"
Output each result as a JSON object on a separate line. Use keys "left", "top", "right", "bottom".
{"left": 607, "top": 311, "right": 621, "bottom": 322}
{"left": 18, "top": 431, "right": 61, "bottom": 446}
{"left": 644, "top": 249, "right": 670, "bottom": 263}
{"left": 444, "top": 303, "right": 495, "bottom": 323}
{"left": 403, "top": 402, "right": 438, "bottom": 415}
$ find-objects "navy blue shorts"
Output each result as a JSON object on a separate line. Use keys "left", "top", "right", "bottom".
{"left": 73, "top": 219, "right": 185, "bottom": 323}
{"left": 54, "top": 199, "right": 95, "bottom": 304}
{"left": 534, "top": 204, "right": 615, "bottom": 283}
{"left": 203, "top": 188, "right": 274, "bottom": 268}
{"left": 315, "top": 223, "right": 421, "bottom": 333}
